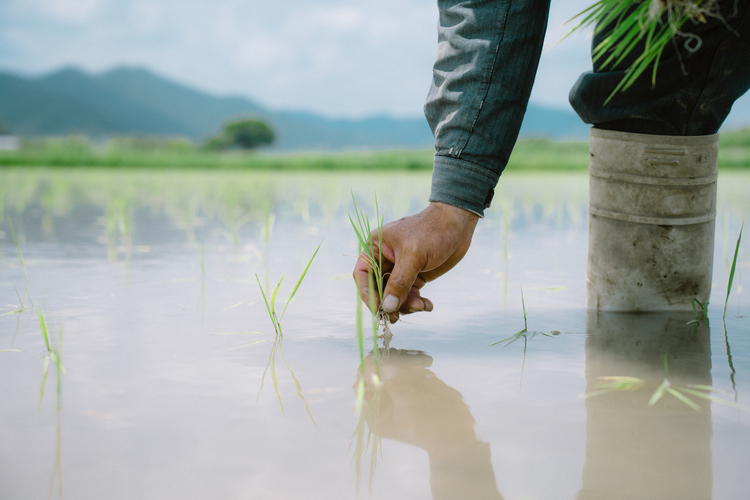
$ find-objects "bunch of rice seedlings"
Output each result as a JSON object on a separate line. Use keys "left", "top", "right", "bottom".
{"left": 349, "top": 194, "right": 391, "bottom": 337}
{"left": 566, "top": 0, "right": 722, "bottom": 102}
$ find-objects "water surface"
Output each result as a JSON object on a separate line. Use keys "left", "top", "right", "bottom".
{"left": 1, "top": 169, "right": 748, "bottom": 499}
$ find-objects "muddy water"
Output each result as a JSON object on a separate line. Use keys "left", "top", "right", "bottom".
{"left": 0, "top": 169, "right": 748, "bottom": 499}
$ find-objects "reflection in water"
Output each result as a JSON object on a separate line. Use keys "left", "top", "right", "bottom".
{"left": 354, "top": 348, "right": 503, "bottom": 500}
{"left": 37, "top": 311, "right": 65, "bottom": 500}
{"left": 104, "top": 197, "right": 133, "bottom": 275}
{"left": 579, "top": 311, "right": 713, "bottom": 500}
{"left": 257, "top": 335, "right": 318, "bottom": 428}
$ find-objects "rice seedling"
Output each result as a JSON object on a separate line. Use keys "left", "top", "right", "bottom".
{"left": 723, "top": 223, "right": 743, "bottom": 320}
{"left": 349, "top": 193, "right": 391, "bottom": 338}
{"left": 37, "top": 307, "right": 65, "bottom": 413}
{"left": 1, "top": 283, "right": 31, "bottom": 317}
{"left": 487, "top": 288, "right": 553, "bottom": 387}
{"left": 486, "top": 288, "right": 552, "bottom": 348}
{"left": 565, "top": 1, "right": 723, "bottom": 103}
{"left": 7, "top": 215, "right": 27, "bottom": 280}
{"left": 585, "top": 353, "right": 749, "bottom": 412}
{"left": 260, "top": 203, "right": 275, "bottom": 248}
{"left": 254, "top": 243, "right": 321, "bottom": 426}
{"left": 37, "top": 307, "right": 65, "bottom": 500}
{"left": 255, "top": 242, "right": 321, "bottom": 337}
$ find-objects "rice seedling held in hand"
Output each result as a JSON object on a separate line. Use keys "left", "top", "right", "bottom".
{"left": 349, "top": 193, "right": 391, "bottom": 338}
{"left": 349, "top": 193, "right": 388, "bottom": 417}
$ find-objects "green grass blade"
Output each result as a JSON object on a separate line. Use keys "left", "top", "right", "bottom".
{"left": 7, "top": 216, "right": 27, "bottom": 280}
{"left": 486, "top": 328, "right": 526, "bottom": 348}
{"left": 279, "top": 242, "right": 321, "bottom": 321}
{"left": 666, "top": 386, "right": 701, "bottom": 411}
{"left": 214, "top": 331, "right": 268, "bottom": 335}
{"left": 678, "top": 387, "right": 750, "bottom": 412}
{"left": 723, "top": 223, "right": 743, "bottom": 319}
{"left": 255, "top": 274, "right": 279, "bottom": 335}
{"left": 649, "top": 380, "right": 668, "bottom": 406}
{"left": 0, "top": 308, "right": 26, "bottom": 316}
{"left": 270, "top": 275, "right": 285, "bottom": 318}
{"left": 37, "top": 307, "right": 50, "bottom": 352}
{"left": 228, "top": 339, "right": 272, "bottom": 350}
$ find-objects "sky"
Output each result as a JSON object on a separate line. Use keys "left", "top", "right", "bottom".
{"left": 0, "top": 0, "right": 601, "bottom": 119}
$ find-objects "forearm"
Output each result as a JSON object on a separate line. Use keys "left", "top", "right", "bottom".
{"left": 425, "top": 0, "right": 551, "bottom": 216}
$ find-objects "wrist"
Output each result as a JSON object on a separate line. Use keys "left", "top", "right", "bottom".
{"left": 429, "top": 201, "right": 480, "bottom": 226}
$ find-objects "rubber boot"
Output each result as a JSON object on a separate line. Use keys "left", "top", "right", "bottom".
{"left": 586, "top": 128, "right": 719, "bottom": 311}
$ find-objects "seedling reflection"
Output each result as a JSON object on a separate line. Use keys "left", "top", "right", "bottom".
{"left": 254, "top": 243, "right": 321, "bottom": 427}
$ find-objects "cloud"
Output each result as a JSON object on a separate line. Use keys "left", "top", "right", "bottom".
{"left": 0, "top": 0, "right": 592, "bottom": 117}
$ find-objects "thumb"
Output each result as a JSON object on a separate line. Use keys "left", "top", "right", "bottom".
{"left": 382, "top": 253, "right": 423, "bottom": 313}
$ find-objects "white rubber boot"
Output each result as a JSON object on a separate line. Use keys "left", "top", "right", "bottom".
{"left": 586, "top": 128, "right": 719, "bottom": 311}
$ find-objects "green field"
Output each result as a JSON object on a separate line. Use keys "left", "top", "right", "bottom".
{"left": 1, "top": 127, "right": 749, "bottom": 171}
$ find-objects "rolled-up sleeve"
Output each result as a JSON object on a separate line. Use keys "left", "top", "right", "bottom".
{"left": 425, "top": 0, "right": 551, "bottom": 216}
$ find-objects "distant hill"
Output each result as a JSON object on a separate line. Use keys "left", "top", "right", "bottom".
{"left": 0, "top": 66, "right": 589, "bottom": 150}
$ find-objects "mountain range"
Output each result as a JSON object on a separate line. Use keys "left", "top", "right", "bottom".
{"left": 0, "top": 66, "right": 592, "bottom": 150}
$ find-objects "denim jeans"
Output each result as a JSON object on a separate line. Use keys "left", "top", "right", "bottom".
{"left": 426, "top": 0, "right": 749, "bottom": 216}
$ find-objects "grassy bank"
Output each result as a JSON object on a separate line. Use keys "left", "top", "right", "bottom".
{"left": 1, "top": 128, "right": 749, "bottom": 170}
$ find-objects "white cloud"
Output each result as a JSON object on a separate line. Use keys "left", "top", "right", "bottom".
{"left": 21, "top": 0, "right": 104, "bottom": 24}
{"left": 0, "top": 0, "right": 593, "bottom": 117}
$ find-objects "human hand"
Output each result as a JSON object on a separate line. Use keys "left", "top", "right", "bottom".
{"left": 352, "top": 201, "right": 479, "bottom": 322}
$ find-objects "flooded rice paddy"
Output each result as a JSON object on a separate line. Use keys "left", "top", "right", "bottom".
{"left": 1, "top": 168, "right": 749, "bottom": 499}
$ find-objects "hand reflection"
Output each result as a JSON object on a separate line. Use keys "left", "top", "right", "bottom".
{"left": 355, "top": 348, "right": 503, "bottom": 500}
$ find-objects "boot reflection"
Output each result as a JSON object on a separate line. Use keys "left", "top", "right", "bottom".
{"left": 578, "top": 311, "right": 712, "bottom": 500}
{"left": 356, "top": 348, "right": 503, "bottom": 500}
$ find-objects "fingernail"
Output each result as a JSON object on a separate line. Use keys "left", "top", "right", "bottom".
{"left": 382, "top": 294, "right": 399, "bottom": 312}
